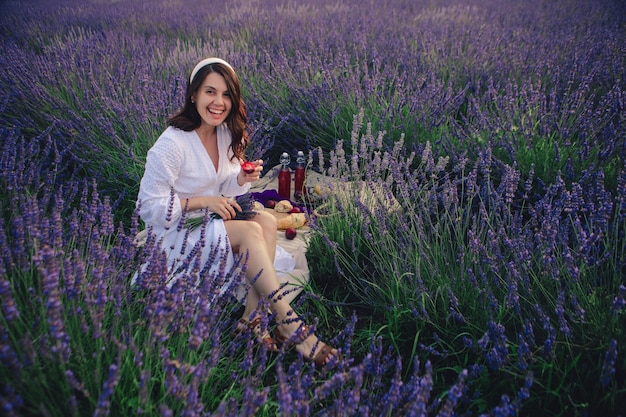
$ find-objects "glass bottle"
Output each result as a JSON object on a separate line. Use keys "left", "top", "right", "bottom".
{"left": 294, "top": 150, "right": 306, "bottom": 200}
{"left": 278, "top": 152, "right": 291, "bottom": 200}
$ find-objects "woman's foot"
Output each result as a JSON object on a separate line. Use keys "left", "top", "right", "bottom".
{"left": 274, "top": 322, "right": 341, "bottom": 369}
{"left": 235, "top": 316, "right": 278, "bottom": 352}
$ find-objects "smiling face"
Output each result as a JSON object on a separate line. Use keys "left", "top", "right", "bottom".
{"left": 191, "top": 71, "right": 232, "bottom": 130}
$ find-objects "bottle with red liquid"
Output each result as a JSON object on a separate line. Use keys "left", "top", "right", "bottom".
{"left": 278, "top": 152, "right": 291, "bottom": 200}
{"left": 294, "top": 150, "right": 306, "bottom": 200}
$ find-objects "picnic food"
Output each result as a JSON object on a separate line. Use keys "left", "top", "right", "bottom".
{"left": 285, "top": 228, "right": 297, "bottom": 240}
{"left": 313, "top": 184, "right": 330, "bottom": 196}
{"left": 277, "top": 213, "right": 306, "bottom": 230}
{"left": 274, "top": 200, "right": 293, "bottom": 213}
{"left": 241, "top": 161, "right": 256, "bottom": 174}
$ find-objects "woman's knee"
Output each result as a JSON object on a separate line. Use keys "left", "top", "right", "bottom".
{"left": 256, "top": 211, "right": 277, "bottom": 230}
{"left": 245, "top": 220, "right": 265, "bottom": 239}
{"left": 225, "top": 219, "right": 264, "bottom": 245}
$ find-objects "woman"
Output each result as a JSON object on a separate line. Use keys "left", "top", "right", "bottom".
{"left": 137, "top": 57, "right": 339, "bottom": 368}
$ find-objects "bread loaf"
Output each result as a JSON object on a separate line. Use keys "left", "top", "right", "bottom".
{"left": 277, "top": 213, "right": 307, "bottom": 229}
{"left": 274, "top": 200, "right": 293, "bottom": 213}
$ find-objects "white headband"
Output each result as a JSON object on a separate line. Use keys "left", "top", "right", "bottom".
{"left": 189, "top": 58, "right": 234, "bottom": 83}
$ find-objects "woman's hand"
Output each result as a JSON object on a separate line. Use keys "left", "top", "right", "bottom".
{"left": 238, "top": 159, "right": 263, "bottom": 185}
{"left": 183, "top": 196, "right": 241, "bottom": 220}
{"left": 207, "top": 196, "right": 241, "bottom": 220}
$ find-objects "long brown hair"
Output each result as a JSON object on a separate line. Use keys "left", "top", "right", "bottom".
{"left": 168, "top": 62, "right": 249, "bottom": 161}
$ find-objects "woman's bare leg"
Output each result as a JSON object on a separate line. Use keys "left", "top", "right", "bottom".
{"left": 225, "top": 220, "right": 337, "bottom": 364}
{"left": 248, "top": 211, "right": 277, "bottom": 262}
{"left": 241, "top": 211, "right": 276, "bottom": 319}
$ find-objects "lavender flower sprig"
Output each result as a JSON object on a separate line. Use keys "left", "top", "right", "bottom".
{"left": 185, "top": 193, "right": 259, "bottom": 231}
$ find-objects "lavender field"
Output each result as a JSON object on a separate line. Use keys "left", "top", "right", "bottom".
{"left": 1, "top": 0, "right": 625, "bottom": 415}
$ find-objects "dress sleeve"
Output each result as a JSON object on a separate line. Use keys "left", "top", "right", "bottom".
{"left": 137, "top": 134, "right": 184, "bottom": 228}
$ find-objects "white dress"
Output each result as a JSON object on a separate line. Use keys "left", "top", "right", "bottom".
{"left": 137, "top": 125, "right": 250, "bottom": 289}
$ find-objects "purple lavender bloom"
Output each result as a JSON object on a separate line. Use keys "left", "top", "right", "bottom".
{"left": 610, "top": 284, "right": 626, "bottom": 316}
{"left": 517, "top": 332, "right": 531, "bottom": 371}
{"left": 158, "top": 404, "right": 174, "bottom": 417}
{"left": 33, "top": 245, "right": 71, "bottom": 363}
{"left": 438, "top": 369, "right": 468, "bottom": 417}
{"left": 478, "top": 321, "right": 510, "bottom": 371}
{"left": 65, "top": 369, "right": 89, "bottom": 400}
{"left": 94, "top": 362, "right": 120, "bottom": 417}
{"left": 0, "top": 383, "right": 24, "bottom": 417}
{"left": 505, "top": 262, "right": 522, "bottom": 314}
{"left": 448, "top": 288, "right": 466, "bottom": 324}
{"left": 0, "top": 275, "right": 19, "bottom": 322}
{"left": 568, "top": 293, "right": 585, "bottom": 322}
{"left": 601, "top": 339, "right": 618, "bottom": 387}
{"left": 555, "top": 290, "right": 571, "bottom": 338}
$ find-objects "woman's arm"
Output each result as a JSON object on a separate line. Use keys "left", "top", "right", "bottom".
{"left": 137, "top": 135, "right": 185, "bottom": 227}
{"left": 220, "top": 159, "right": 263, "bottom": 196}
